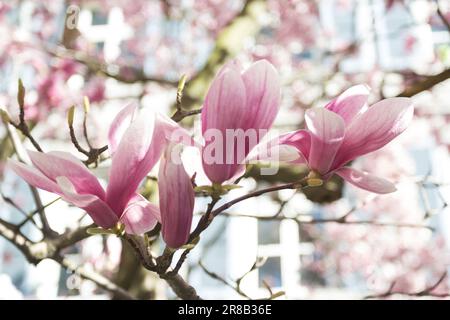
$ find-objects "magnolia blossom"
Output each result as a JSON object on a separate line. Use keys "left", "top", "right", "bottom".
{"left": 201, "top": 59, "right": 280, "bottom": 184}
{"left": 158, "top": 144, "right": 195, "bottom": 248}
{"left": 276, "top": 85, "right": 414, "bottom": 193}
{"left": 7, "top": 105, "right": 191, "bottom": 234}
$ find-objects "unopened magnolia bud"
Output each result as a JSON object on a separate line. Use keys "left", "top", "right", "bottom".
{"left": 177, "top": 74, "right": 187, "bottom": 93}
{"left": 158, "top": 144, "right": 195, "bottom": 248}
{"left": 17, "top": 79, "right": 25, "bottom": 108}
{"left": 83, "top": 96, "right": 90, "bottom": 113}
{"left": 113, "top": 222, "right": 125, "bottom": 236}
{"left": 67, "top": 106, "right": 75, "bottom": 126}
{"left": 306, "top": 170, "right": 323, "bottom": 187}
{"left": 87, "top": 227, "right": 115, "bottom": 235}
{"left": 307, "top": 178, "right": 323, "bottom": 187}
{"left": 0, "top": 108, "right": 11, "bottom": 123}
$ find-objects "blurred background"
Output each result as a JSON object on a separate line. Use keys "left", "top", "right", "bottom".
{"left": 0, "top": 0, "right": 450, "bottom": 299}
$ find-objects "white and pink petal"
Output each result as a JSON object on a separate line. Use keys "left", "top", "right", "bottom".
{"left": 335, "top": 167, "right": 397, "bottom": 194}
{"left": 28, "top": 150, "right": 105, "bottom": 199}
{"left": 305, "top": 108, "right": 345, "bottom": 174}
{"left": 121, "top": 194, "right": 160, "bottom": 235}
{"left": 7, "top": 159, "right": 60, "bottom": 194}
{"left": 325, "top": 84, "right": 370, "bottom": 125}
{"left": 332, "top": 97, "right": 414, "bottom": 169}
{"left": 108, "top": 103, "right": 137, "bottom": 155}
{"left": 56, "top": 177, "right": 118, "bottom": 229}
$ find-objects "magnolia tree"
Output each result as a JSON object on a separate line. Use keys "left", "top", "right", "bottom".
{"left": 0, "top": 0, "right": 449, "bottom": 299}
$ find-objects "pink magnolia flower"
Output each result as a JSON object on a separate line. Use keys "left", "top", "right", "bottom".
{"left": 276, "top": 85, "right": 414, "bottom": 193}
{"left": 201, "top": 59, "right": 280, "bottom": 184}
{"left": 158, "top": 144, "right": 195, "bottom": 248}
{"left": 7, "top": 105, "right": 191, "bottom": 234}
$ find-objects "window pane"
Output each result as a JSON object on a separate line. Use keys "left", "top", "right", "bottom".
{"left": 298, "top": 224, "right": 314, "bottom": 243}
{"left": 96, "top": 42, "right": 105, "bottom": 51}
{"left": 257, "top": 220, "right": 280, "bottom": 245}
{"left": 300, "top": 255, "right": 325, "bottom": 287}
{"left": 92, "top": 11, "right": 108, "bottom": 25}
{"left": 258, "top": 257, "right": 282, "bottom": 288}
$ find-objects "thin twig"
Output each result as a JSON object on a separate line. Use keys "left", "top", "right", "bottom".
{"left": 9, "top": 80, "right": 43, "bottom": 152}
{"left": 67, "top": 106, "right": 108, "bottom": 165}
{"left": 170, "top": 74, "right": 203, "bottom": 122}
{"left": 55, "top": 255, "right": 134, "bottom": 300}
{"left": 47, "top": 46, "right": 177, "bottom": 86}
{"left": 435, "top": 0, "right": 450, "bottom": 32}
{"left": 211, "top": 180, "right": 306, "bottom": 218}
{"left": 4, "top": 116, "right": 54, "bottom": 236}
{"left": 82, "top": 96, "right": 94, "bottom": 150}
{"left": 199, "top": 260, "right": 252, "bottom": 299}
{"left": 199, "top": 258, "right": 284, "bottom": 300}
{"left": 28, "top": 186, "right": 55, "bottom": 237}
{"left": 15, "top": 197, "right": 61, "bottom": 229}
{"left": 364, "top": 272, "right": 449, "bottom": 299}
{"left": 1, "top": 192, "right": 39, "bottom": 227}
{"left": 221, "top": 212, "right": 432, "bottom": 230}
{"left": 171, "top": 108, "right": 202, "bottom": 122}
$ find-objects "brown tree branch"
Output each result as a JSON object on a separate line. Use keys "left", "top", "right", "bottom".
{"left": 0, "top": 217, "right": 38, "bottom": 263}
{"left": 50, "top": 224, "right": 94, "bottom": 250}
{"left": 159, "top": 273, "right": 202, "bottom": 300}
{"left": 0, "top": 217, "right": 133, "bottom": 299}
{"left": 48, "top": 46, "right": 177, "bottom": 86}
{"left": 123, "top": 234, "right": 202, "bottom": 300}
{"left": 396, "top": 68, "right": 450, "bottom": 97}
